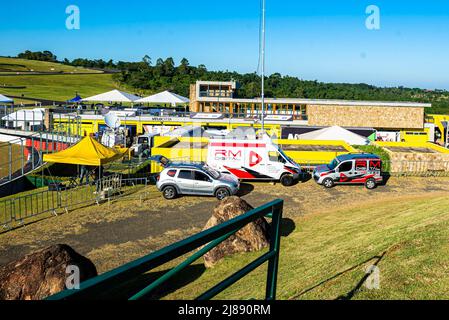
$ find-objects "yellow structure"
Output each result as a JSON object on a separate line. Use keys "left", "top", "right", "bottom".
{"left": 43, "top": 136, "right": 126, "bottom": 166}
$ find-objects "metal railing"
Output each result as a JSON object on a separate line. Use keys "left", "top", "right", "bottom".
{"left": 0, "top": 131, "right": 81, "bottom": 187}
{"left": 46, "top": 198, "right": 284, "bottom": 300}
{"left": 0, "top": 175, "right": 150, "bottom": 230}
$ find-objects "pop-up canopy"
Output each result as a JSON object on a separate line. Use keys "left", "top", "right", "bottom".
{"left": 67, "top": 94, "right": 83, "bottom": 103}
{"left": 82, "top": 89, "right": 140, "bottom": 103}
{"left": 0, "top": 94, "right": 13, "bottom": 104}
{"left": 43, "top": 136, "right": 125, "bottom": 166}
{"left": 135, "top": 90, "right": 189, "bottom": 105}
{"left": 295, "top": 126, "right": 370, "bottom": 145}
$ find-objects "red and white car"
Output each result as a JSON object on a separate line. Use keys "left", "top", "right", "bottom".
{"left": 313, "top": 153, "right": 383, "bottom": 190}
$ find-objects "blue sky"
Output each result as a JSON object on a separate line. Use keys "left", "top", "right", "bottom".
{"left": 1, "top": 0, "right": 449, "bottom": 89}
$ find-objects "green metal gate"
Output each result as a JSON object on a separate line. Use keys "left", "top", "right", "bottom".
{"left": 47, "top": 199, "right": 284, "bottom": 300}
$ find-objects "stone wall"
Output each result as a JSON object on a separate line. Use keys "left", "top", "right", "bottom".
{"left": 386, "top": 150, "right": 449, "bottom": 173}
{"left": 189, "top": 84, "right": 199, "bottom": 112}
{"left": 307, "top": 105, "right": 424, "bottom": 129}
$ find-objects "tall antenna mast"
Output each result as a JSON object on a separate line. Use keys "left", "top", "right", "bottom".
{"left": 261, "top": 0, "right": 266, "bottom": 133}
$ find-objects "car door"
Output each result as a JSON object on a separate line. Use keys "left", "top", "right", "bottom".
{"left": 337, "top": 160, "right": 355, "bottom": 183}
{"left": 193, "top": 171, "right": 214, "bottom": 195}
{"left": 354, "top": 159, "right": 368, "bottom": 179}
{"left": 176, "top": 170, "right": 194, "bottom": 194}
{"left": 267, "top": 151, "right": 285, "bottom": 179}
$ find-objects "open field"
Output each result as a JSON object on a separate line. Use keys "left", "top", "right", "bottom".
{"left": 0, "top": 57, "right": 102, "bottom": 74}
{"left": 0, "top": 143, "right": 23, "bottom": 178}
{"left": 1, "top": 176, "right": 449, "bottom": 299}
{"left": 0, "top": 73, "right": 117, "bottom": 102}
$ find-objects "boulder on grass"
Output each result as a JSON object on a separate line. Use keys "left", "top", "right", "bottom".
{"left": 0, "top": 244, "right": 97, "bottom": 300}
{"left": 203, "top": 196, "right": 270, "bottom": 268}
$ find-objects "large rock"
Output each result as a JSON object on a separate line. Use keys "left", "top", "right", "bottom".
{"left": 0, "top": 244, "right": 97, "bottom": 300}
{"left": 203, "top": 196, "right": 270, "bottom": 268}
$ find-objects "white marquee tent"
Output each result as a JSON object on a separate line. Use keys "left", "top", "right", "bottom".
{"left": 1, "top": 108, "right": 45, "bottom": 130}
{"left": 0, "top": 94, "right": 13, "bottom": 104}
{"left": 135, "top": 90, "right": 190, "bottom": 106}
{"left": 82, "top": 89, "right": 140, "bottom": 103}
{"left": 294, "top": 126, "right": 370, "bottom": 145}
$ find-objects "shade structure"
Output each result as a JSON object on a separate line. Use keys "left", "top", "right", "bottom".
{"left": 43, "top": 136, "right": 126, "bottom": 166}
{"left": 82, "top": 89, "right": 140, "bottom": 103}
{"left": 67, "top": 95, "right": 83, "bottom": 103}
{"left": 1, "top": 108, "right": 44, "bottom": 122}
{"left": 135, "top": 90, "right": 189, "bottom": 105}
{"left": 295, "top": 126, "right": 370, "bottom": 145}
{"left": 0, "top": 94, "right": 13, "bottom": 103}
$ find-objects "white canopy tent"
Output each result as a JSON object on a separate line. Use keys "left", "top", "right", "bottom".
{"left": 135, "top": 90, "right": 189, "bottom": 106}
{"left": 1, "top": 108, "right": 45, "bottom": 130}
{"left": 294, "top": 126, "right": 370, "bottom": 145}
{"left": 82, "top": 89, "right": 140, "bottom": 103}
{"left": 0, "top": 94, "right": 13, "bottom": 104}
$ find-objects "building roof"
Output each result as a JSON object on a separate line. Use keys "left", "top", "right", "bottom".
{"left": 196, "top": 80, "right": 237, "bottom": 89}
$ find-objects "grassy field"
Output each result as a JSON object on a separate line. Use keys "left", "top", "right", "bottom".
{"left": 0, "top": 57, "right": 102, "bottom": 74}
{"left": 0, "top": 73, "right": 117, "bottom": 101}
{"left": 162, "top": 193, "right": 449, "bottom": 300}
{"left": 0, "top": 57, "right": 118, "bottom": 102}
{"left": 0, "top": 143, "right": 23, "bottom": 178}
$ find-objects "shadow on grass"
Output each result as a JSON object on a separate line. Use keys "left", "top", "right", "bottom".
{"left": 280, "top": 218, "right": 296, "bottom": 237}
{"left": 336, "top": 251, "right": 386, "bottom": 300}
{"left": 289, "top": 251, "right": 387, "bottom": 300}
{"left": 96, "top": 264, "right": 207, "bottom": 300}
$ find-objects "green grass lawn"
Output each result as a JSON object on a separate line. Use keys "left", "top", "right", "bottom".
{"left": 0, "top": 143, "right": 24, "bottom": 178}
{"left": 0, "top": 73, "right": 117, "bottom": 101}
{"left": 0, "top": 57, "right": 102, "bottom": 74}
{"left": 158, "top": 193, "right": 449, "bottom": 300}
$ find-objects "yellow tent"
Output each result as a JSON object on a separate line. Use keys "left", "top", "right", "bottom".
{"left": 43, "top": 136, "right": 126, "bottom": 166}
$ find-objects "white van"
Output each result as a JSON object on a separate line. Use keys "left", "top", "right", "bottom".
{"left": 207, "top": 134, "right": 303, "bottom": 186}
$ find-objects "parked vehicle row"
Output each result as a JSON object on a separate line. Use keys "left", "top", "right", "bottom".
{"left": 154, "top": 152, "right": 385, "bottom": 200}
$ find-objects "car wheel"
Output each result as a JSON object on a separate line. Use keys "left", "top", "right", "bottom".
{"left": 323, "top": 178, "right": 335, "bottom": 189}
{"left": 365, "top": 178, "right": 377, "bottom": 190}
{"left": 215, "top": 187, "right": 231, "bottom": 200}
{"left": 280, "top": 174, "right": 294, "bottom": 187}
{"left": 162, "top": 186, "right": 177, "bottom": 200}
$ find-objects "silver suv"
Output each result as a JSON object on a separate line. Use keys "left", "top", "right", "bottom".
{"left": 156, "top": 164, "right": 240, "bottom": 200}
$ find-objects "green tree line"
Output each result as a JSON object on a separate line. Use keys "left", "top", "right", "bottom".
{"left": 16, "top": 50, "right": 449, "bottom": 114}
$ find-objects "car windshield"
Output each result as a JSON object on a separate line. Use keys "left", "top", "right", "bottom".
{"left": 202, "top": 165, "right": 221, "bottom": 179}
{"left": 328, "top": 158, "right": 340, "bottom": 170}
{"left": 279, "top": 149, "right": 300, "bottom": 168}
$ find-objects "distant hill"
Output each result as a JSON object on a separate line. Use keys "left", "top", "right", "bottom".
{"left": 0, "top": 57, "right": 103, "bottom": 75}
{"left": 0, "top": 58, "right": 118, "bottom": 103}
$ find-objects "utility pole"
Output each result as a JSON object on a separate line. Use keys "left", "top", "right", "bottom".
{"left": 261, "top": 0, "right": 266, "bottom": 133}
